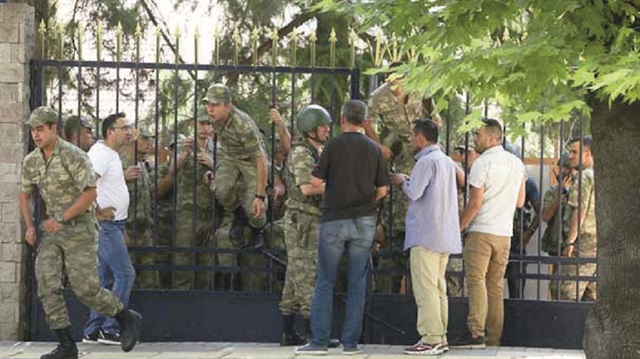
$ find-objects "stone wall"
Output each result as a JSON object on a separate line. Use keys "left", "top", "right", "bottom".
{"left": 0, "top": 3, "right": 35, "bottom": 340}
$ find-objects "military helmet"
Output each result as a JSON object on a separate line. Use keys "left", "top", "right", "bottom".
{"left": 296, "top": 105, "right": 332, "bottom": 134}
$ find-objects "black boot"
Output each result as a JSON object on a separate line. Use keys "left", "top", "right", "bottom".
{"left": 303, "top": 317, "right": 311, "bottom": 342}
{"left": 229, "top": 207, "right": 249, "bottom": 242}
{"left": 280, "top": 315, "right": 305, "bottom": 346}
{"left": 41, "top": 327, "right": 78, "bottom": 359}
{"left": 248, "top": 227, "right": 266, "bottom": 250}
{"left": 114, "top": 308, "right": 142, "bottom": 352}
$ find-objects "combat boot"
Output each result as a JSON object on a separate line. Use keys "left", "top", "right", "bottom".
{"left": 248, "top": 227, "right": 266, "bottom": 250}
{"left": 229, "top": 207, "right": 249, "bottom": 241}
{"left": 280, "top": 315, "right": 305, "bottom": 346}
{"left": 114, "top": 308, "right": 142, "bottom": 352}
{"left": 41, "top": 327, "right": 78, "bottom": 359}
{"left": 303, "top": 317, "right": 311, "bottom": 341}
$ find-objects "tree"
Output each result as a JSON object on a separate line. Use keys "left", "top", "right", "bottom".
{"left": 318, "top": 0, "right": 640, "bottom": 358}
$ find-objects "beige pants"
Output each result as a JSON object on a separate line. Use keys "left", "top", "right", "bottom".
{"left": 410, "top": 246, "right": 449, "bottom": 344}
{"left": 463, "top": 232, "right": 510, "bottom": 343}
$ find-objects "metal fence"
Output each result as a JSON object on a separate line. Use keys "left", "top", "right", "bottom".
{"left": 28, "top": 24, "right": 596, "bottom": 304}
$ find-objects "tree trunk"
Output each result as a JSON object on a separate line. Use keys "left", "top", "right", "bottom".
{"left": 583, "top": 97, "right": 640, "bottom": 359}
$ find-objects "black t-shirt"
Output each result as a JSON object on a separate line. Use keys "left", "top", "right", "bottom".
{"left": 312, "top": 132, "right": 389, "bottom": 222}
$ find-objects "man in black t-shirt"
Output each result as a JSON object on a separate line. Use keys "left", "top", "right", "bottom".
{"left": 295, "top": 100, "right": 389, "bottom": 355}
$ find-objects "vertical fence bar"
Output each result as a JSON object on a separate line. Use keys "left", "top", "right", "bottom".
{"left": 554, "top": 121, "right": 566, "bottom": 298}
{"left": 96, "top": 21, "right": 102, "bottom": 135}
{"left": 56, "top": 24, "right": 63, "bottom": 131}
{"left": 76, "top": 23, "right": 83, "bottom": 145}
{"left": 537, "top": 124, "right": 544, "bottom": 300}
{"left": 115, "top": 22, "right": 122, "bottom": 114}
{"left": 152, "top": 26, "right": 161, "bottom": 263}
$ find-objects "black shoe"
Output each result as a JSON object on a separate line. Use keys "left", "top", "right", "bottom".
{"left": 449, "top": 331, "right": 486, "bottom": 349}
{"left": 41, "top": 327, "right": 78, "bottom": 359}
{"left": 280, "top": 314, "right": 305, "bottom": 346}
{"left": 97, "top": 330, "right": 120, "bottom": 345}
{"left": 248, "top": 228, "right": 266, "bottom": 250}
{"left": 81, "top": 331, "right": 99, "bottom": 344}
{"left": 229, "top": 207, "right": 249, "bottom": 241}
{"left": 115, "top": 309, "right": 142, "bottom": 352}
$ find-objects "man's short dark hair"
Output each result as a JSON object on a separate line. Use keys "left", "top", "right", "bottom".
{"left": 412, "top": 118, "right": 439, "bottom": 144}
{"left": 481, "top": 118, "right": 503, "bottom": 140}
{"left": 341, "top": 100, "right": 368, "bottom": 126}
{"left": 102, "top": 113, "right": 126, "bottom": 139}
{"left": 568, "top": 135, "right": 592, "bottom": 152}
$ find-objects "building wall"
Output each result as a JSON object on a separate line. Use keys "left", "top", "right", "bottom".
{"left": 0, "top": 3, "right": 34, "bottom": 340}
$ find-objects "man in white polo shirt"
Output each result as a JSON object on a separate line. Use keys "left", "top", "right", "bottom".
{"left": 451, "top": 118, "right": 526, "bottom": 349}
{"left": 83, "top": 113, "right": 138, "bottom": 345}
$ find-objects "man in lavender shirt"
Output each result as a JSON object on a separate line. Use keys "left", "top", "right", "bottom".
{"left": 391, "top": 119, "right": 462, "bottom": 356}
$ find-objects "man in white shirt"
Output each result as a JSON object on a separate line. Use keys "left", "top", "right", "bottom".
{"left": 451, "top": 119, "right": 526, "bottom": 349}
{"left": 83, "top": 113, "right": 138, "bottom": 345}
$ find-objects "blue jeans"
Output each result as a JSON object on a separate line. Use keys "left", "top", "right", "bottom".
{"left": 310, "top": 215, "right": 375, "bottom": 348}
{"left": 83, "top": 220, "right": 135, "bottom": 335}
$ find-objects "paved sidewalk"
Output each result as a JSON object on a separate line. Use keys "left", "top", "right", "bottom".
{"left": 0, "top": 342, "right": 586, "bottom": 359}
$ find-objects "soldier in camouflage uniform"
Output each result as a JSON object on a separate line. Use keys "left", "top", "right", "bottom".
{"left": 19, "top": 107, "right": 141, "bottom": 359}
{"left": 543, "top": 153, "right": 575, "bottom": 300}
{"left": 558, "top": 137, "right": 597, "bottom": 301}
{"left": 447, "top": 146, "right": 479, "bottom": 296}
{"left": 203, "top": 84, "right": 269, "bottom": 288}
{"left": 62, "top": 115, "right": 95, "bottom": 152}
{"left": 150, "top": 134, "right": 185, "bottom": 289}
{"left": 279, "top": 105, "right": 330, "bottom": 346}
{"left": 173, "top": 115, "right": 217, "bottom": 290}
{"left": 122, "top": 126, "right": 158, "bottom": 289}
{"left": 365, "top": 74, "right": 430, "bottom": 293}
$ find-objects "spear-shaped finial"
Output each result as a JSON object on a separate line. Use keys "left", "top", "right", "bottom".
{"left": 174, "top": 24, "right": 182, "bottom": 64}
{"left": 329, "top": 28, "right": 337, "bottom": 68}
{"left": 233, "top": 25, "right": 240, "bottom": 66}
{"left": 96, "top": 20, "right": 103, "bottom": 61}
{"left": 116, "top": 22, "right": 123, "bottom": 62}
{"left": 309, "top": 29, "right": 317, "bottom": 68}
{"left": 348, "top": 28, "right": 357, "bottom": 69}
{"left": 38, "top": 20, "right": 46, "bottom": 59}
{"left": 290, "top": 27, "right": 298, "bottom": 67}
{"left": 251, "top": 26, "right": 260, "bottom": 66}
{"left": 213, "top": 27, "right": 221, "bottom": 65}
{"left": 194, "top": 26, "right": 200, "bottom": 65}
{"left": 76, "top": 22, "right": 83, "bottom": 61}
{"left": 270, "top": 26, "right": 279, "bottom": 67}
{"left": 135, "top": 22, "right": 142, "bottom": 62}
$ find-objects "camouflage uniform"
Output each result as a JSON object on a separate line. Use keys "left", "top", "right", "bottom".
{"left": 122, "top": 155, "right": 158, "bottom": 289}
{"left": 210, "top": 106, "right": 268, "bottom": 280}
{"left": 21, "top": 127, "right": 123, "bottom": 329}
{"left": 174, "top": 137, "right": 217, "bottom": 290}
{"left": 544, "top": 184, "right": 573, "bottom": 300}
{"left": 446, "top": 184, "right": 467, "bottom": 297}
{"left": 559, "top": 166, "right": 597, "bottom": 301}
{"left": 368, "top": 82, "right": 426, "bottom": 292}
{"left": 279, "top": 141, "right": 323, "bottom": 318}
{"left": 150, "top": 162, "right": 174, "bottom": 289}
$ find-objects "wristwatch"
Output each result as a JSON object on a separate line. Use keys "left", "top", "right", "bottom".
{"left": 54, "top": 212, "right": 65, "bottom": 224}
{"left": 255, "top": 194, "right": 266, "bottom": 201}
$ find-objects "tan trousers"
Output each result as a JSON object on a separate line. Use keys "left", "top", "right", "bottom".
{"left": 463, "top": 232, "right": 510, "bottom": 343}
{"left": 410, "top": 246, "right": 449, "bottom": 344}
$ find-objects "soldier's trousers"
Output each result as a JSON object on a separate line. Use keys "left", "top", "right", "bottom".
{"left": 557, "top": 261, "right": 597, "bottom": 301}
{"left": 173, "top": 210, "right": 216, "bottom": 290}
{"left": 279, "top": 210, "right": 320, "bottom": 318}
{"left": 213, "top": 157, "right": 267, "bottom": 229}
{"left": 36, "top": 221, "right": 123, "bottom": 329}
{"left": 446, "top": 256, "right": 464, "bottom": 297}
{"left": 126, "top": 219, "right": 159, "bottom": 289}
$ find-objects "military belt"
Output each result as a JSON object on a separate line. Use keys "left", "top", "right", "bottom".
{"left": 64, "top": 212, "right": 92, "bottom": 226}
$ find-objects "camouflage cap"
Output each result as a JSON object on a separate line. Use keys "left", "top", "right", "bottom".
{"left": 201, "top": 84, "right": 232, "bottom": 105}
{"left": 25, "top": 106, "right": 58, "bottom": 127}
{"left": 557, "top": 152, "right": 571, "bottom": 167}
{"left": 168, "top": 133, "right": 186, "bottom": 148}
{"left": 64, "top": 115, "right": 94, "bottom": 131}
{"left": 138, "top": 126, "right": 155, "bottom": 138}
{"left": 193, "top": 107, "right": 211, "bottom": 123}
